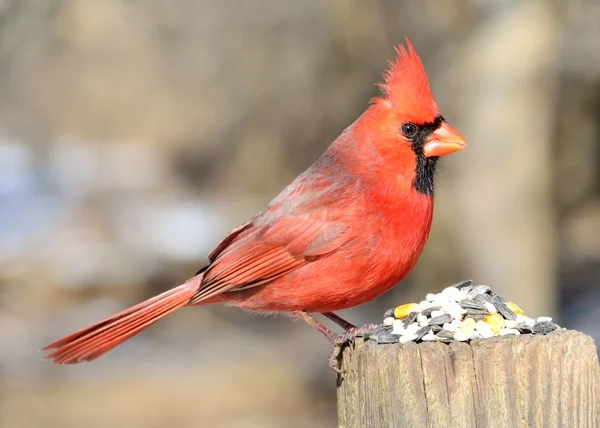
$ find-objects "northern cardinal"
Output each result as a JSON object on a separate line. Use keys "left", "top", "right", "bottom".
{"left": 42, "top": 39, "right": 466, "bottom": 372}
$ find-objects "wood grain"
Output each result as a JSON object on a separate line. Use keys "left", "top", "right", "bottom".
{"left": 337, "top": 330, "right": 599, "bottom": 428}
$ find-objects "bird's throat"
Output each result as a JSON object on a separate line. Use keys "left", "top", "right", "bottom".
{"left": 412, "top": 153, "right": 437, "bottom": 196}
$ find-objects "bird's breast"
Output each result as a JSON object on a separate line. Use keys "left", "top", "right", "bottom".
{"left": 229, "top": 192, "right": 434, "bottom": 313}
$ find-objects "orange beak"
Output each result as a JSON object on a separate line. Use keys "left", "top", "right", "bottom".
{"left": 423, "top": 122, "right": 467, "bottom": 158}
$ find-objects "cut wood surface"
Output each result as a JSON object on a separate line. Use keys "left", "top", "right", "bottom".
{"left": 337, "top": 330, "right": 599, "bottom": 428}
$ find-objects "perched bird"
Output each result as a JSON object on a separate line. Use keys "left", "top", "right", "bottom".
{"left": 42, "top": 39, "right": 466, "bottom": 372}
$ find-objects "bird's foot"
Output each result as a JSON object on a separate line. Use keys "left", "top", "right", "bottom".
{"left": 328, "top": 323, "right": 381, "bottom": 373}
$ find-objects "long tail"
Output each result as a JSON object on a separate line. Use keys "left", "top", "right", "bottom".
{"left": 42, "top": 279, "right": 200, "bottom": 364}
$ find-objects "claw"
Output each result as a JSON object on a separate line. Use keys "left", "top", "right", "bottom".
{"left": 327, "top": 323, "right": 382, "bottom": 373}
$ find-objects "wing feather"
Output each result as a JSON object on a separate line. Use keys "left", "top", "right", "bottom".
{"left": 189, "top": 168, "right": 362, "bottom": 305}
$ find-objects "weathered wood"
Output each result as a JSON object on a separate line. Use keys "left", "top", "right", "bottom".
{"left": 337, "top": 330, "right": 599, "bottom": 428}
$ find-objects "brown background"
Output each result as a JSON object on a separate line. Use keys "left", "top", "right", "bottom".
{"left": 1, "top": 1, "right": 599, "bottom": 427}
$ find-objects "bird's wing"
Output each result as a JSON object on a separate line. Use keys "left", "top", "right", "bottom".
{"left": 188, "top": 206, "right": 355, "bottom": 305}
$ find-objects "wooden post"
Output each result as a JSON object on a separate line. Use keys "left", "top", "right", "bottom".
{"left": 337, "top": 330, "right": 599, "bottom": 428}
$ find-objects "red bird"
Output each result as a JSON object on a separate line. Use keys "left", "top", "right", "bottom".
{"left": 42, "top": 40, "right": 466, "bottom": 372}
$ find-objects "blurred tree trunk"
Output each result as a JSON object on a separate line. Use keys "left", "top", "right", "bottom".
{"left": 449, "top": 1, "right": 559, "bottom": 317}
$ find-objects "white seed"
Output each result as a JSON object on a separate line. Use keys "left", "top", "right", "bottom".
{"left": 499, "top": 328, "right": 521, "bottom": 336}
{"left": 403, "top": 322, "right": 420, "bottom": 335}
{"left": 515, "top": 314, "right": 526, "bottom": 323}
{"left": 399, "top": 334, "right": 418, "bottom": 344}
{"left": 450, "top": 319, "right": 464, "bottom": 328}
{"left": 484, "top": 302, "right": 497, "bottom": 314}
{"left": 430, "top": 310, "right": 444, "bottom": 318}
{"left": 421, "top": 331, "right": 437, "bottom": 341}
{"left": 417, "top": 315, "right": 428, "bottom": 326}
{"left": 449, "top": 311, "right": 465, "bottom": 322}
{"left": 442, "top": 286, "right": 459, "bottom": 297}
{"left": 443, "top": 322, "right": 459, "bottom": 332}
{"left": 469, "top": 331, "right": 482, "bottom": 340}
{"left": 505, "top": 320, "right": 519, "bottom": 329}
{"left": 453, "top": 332, "right": 470, "bottom": 341}
{"left": 443, "top": 301, "right": 462, "bottom": 313}
{"left": 426, "top": 293, "right": 435, "bottom": 302}
{"left": 419, "top": 300, "right": 432, "bottom": 310}
{"left": 524, "top": 316, "right": 536, "bottom": 326}
{"left": 475, "top": 320, "right": 494, "bottom": 339}
{"left": 433, "top": 293, "right": 449, "bottom": 305}
{"left": 383, "top": 316, "right": 394, "bottom": 326}
{"left": 392, "top": 319, "right": 406, "bottom": 335}
{"left": 481, "top": 329, "right": 495, "bottom": 339}
{"left": 457, "top": 291, "right": 469, "bottom": 301}
{"left": 537, "top": 316, "right": 552, "bottom": 323}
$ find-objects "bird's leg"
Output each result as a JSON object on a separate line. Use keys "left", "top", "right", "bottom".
{"left": 294, "top": 311, "right": 347, "bottom": 373}
{"left": 322, "top": 312, "right": 381, "bottom": 335}
{"left": 294, "top": 311, "right": 340, "bottom": 343}
{"left": 321, "top": 312, "right": 356, "bottom": 330}
{"left": 294, "top": 311, "right": 378, "bottom": 373}
{"left": 322, "top": 312, "right": 382, "bottom": 337}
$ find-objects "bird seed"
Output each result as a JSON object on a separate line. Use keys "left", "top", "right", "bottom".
{"left": 371, "top": 281, "right": 561, "bottom": 346}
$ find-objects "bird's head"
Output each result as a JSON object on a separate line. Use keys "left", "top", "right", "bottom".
{"left": 354, "top": 38, "right": 467, "bottom": 195}
{"left": 373, "top": 38, "right": 466, "bottom": 160}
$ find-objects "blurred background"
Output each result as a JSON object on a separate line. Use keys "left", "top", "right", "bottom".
{"left": 1, "top": 0, "right": 599, "bottom": 427}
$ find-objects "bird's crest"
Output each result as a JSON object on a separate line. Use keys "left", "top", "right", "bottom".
{"left": 376, "top": 38, "right": 439, "bottom": 121}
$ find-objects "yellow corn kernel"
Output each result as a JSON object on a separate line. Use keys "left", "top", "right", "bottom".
{"left": 394, "top": 303, "right": 420, "bottom": 319}
{"left": 459, "top": 317, "right": 477, "bottom": 335}
{"left": 505, "top": 302, "right": 524, "bottom": 315}
{"left": 484, "top": 313, "right": 506, "bottom": 334}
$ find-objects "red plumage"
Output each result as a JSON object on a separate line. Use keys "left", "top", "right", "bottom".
{"left": 42, "top": 39, "right": 466, "bottom": 368}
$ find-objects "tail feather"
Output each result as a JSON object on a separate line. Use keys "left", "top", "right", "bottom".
{"left": 42, "top": 281, "right": 199, "bottom": 364}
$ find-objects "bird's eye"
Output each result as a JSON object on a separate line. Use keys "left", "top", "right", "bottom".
{"left": 401, "top": 123, "right": 418, "bottom": 138}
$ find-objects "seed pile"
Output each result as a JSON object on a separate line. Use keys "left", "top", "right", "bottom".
{"left": 367, "top": 280, "right": 560, "bottom": 345}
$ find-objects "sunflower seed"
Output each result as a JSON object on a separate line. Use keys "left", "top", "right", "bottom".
{"left": 436, "top": 329, "right": 454, "bottom": 339}
{"left": 468, "top": 313, "right": 487, "bottom": 321}
{"left": 421, "top": 306, "right": 442, "bottom": 317}
{"left": 453, "top": 280, "right": 473, "bottom": 290}
{"left": 403, "top": 311, "right": 419, "bottom": 328}
{"left": 430, "top": 325, "right": 443, "bottom": 333}
{"left": 465, "top": 308, "right": 488, "bottom": 317}
{"left": 377, "top": 334, "right": 400, "bottom": 344}
{"left": 468, "top": 285, "right": 491, "bottom": 297}
{"left": 459, "top": 299, "right": 487, "bottom": 311}
{"left": 428, "top": 313, "right": 453, "bottom": 325}
{"left": 415, "top": 325, "right": 432, "bottom": 341}
{"left": 517, "top": 322, "right": 532, "bottom": 333}
{"left": 383, "top": 308, "right": 395, "bottom": 319}
{"left": 494, "top": 301, "right": 517, "bottom": 320}
{"left": 480, "top": 294, "right": 495, "bottom": 304}
{"left": 492, "top": 294, "right": 506, "bottom": 304}
{"left": 532, "top": 321, "right": 557, "bottom": 334}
